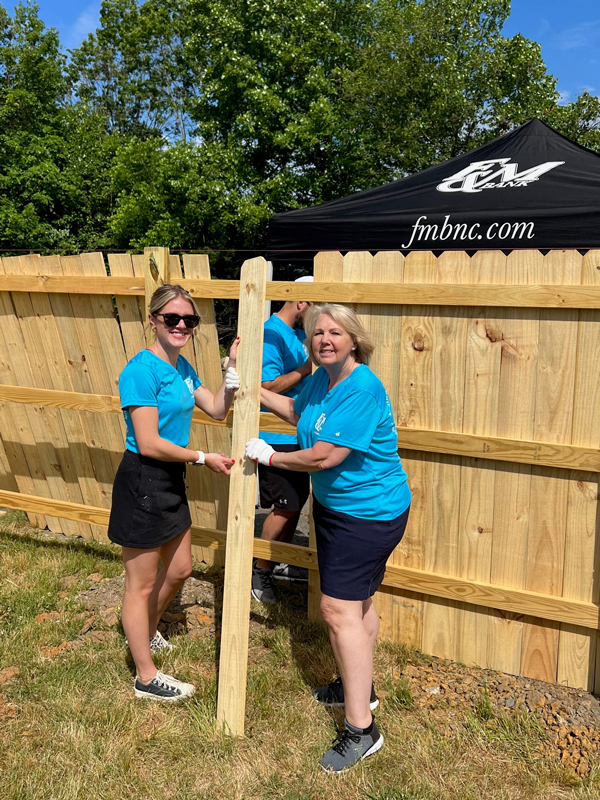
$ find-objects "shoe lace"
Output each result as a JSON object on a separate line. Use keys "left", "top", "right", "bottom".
{"left": 153, "top": 671, "right": 181, "bottom": 694}
{"left": 331, "top": 728, "right": 361, "bottom": 756}
{"left": 257, "top": 571, "right": 273, "bottom": 590}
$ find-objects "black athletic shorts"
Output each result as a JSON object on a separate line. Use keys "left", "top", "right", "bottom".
{"left": 108, "top": 450, "right": 192, "bottom": 549}
{"left": 313, "top": 497, "right": 410, "bottom": 601}
{"left": 258, "top": 444, "right": 310, "bottom": 513}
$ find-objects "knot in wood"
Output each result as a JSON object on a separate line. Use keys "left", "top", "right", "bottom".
{"left": 412, "top": 331, "right": 425, "bottom": 351}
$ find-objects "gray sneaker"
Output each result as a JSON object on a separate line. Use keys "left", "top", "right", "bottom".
{"left": 251, "top": 566, "right": 276, "bottom": 604}
{"left": 313, "top": 676, "right": 379, "bottom": 711}
{"left": 271, "top": 562, "right": 309, "bottom": 582}
{"left": 134, "top": 671, "right": 195, "bottom": 702}
{"left": 319, "top": 719, "right": 384, "bottom": 773}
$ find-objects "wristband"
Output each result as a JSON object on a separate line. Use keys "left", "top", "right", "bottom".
{"left": 269, "top": 453, "right": 275, "bottom": 467}
{"left": 194, "top": 450, "right": 205, "bottom": 466}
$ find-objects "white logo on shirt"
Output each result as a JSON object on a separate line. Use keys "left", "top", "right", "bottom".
{"left": 184, "top": 377, "right": 195, "bottom": 394}
{"left": 315, "top": 413, "right": 326, "bottom": 433}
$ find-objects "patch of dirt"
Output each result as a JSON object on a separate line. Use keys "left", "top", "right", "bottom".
{"left": 75, "top": 573, "right": 220, "bottom": 642}
{"left": 396, "top": 656, "right": 600, "bottom": 778}
{"left": 0, "top": 667, "right": 19, "bottom": 685}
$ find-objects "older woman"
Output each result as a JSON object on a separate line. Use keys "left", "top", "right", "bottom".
{"left": 108, "top": 284, "right": 239, "bottom": 702}
{"left": 246, "top": 303, "right": 411, "bottom": 772}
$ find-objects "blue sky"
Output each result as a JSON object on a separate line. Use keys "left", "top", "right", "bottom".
{"left": 17, "top": 0, "right": 600, "bottom": 103}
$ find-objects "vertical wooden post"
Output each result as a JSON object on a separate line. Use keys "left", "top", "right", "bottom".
{"left": 144, "top": 247, "right": 170, "bottom": 344}
{"left": 217, "top": 257, "right": 267, "bottom": 735}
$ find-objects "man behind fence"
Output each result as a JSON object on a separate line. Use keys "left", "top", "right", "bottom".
{"left": 252, "top": 276, "right": 314, "bottom": 604}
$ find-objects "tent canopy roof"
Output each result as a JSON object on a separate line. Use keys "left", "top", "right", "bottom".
{"left": 268, "top": 120, "right": 600, "bottom": 259}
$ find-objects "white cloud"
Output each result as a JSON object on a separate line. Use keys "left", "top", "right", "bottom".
{"left": 63, "top": 2, "right": 100, "bottom": 49}
{"left": 557, "top": 90, "right": 571, "bottom": 105}
{"left": 556, "top": 20, "right": 600, "bottom": 50}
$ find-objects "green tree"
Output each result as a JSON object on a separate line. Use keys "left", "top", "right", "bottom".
{"left": 0, "top": 2, "right": 120, "bottom": 252}
{"left": 70, "top": 0, "right": 191, "bottom": 140}
{"left": 544, "top": 92, "right": 600, "bottom": 153}
{"left": 336, "top": 0, "right": 559, "bottom": 184}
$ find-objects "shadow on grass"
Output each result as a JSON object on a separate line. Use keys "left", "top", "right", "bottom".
{"left": 0, "top": 526, "right": 123, "bottom": 562}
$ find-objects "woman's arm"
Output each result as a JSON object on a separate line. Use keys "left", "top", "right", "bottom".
{"left": 194, "top": 336, "right": 240, "bottom": 420}
{"left": 247, "top": 438, "right": 352, "bottom": 472}
{"left": 130, "top": 406, "right": 234, "bottom": 474}
{"left": 260, "top": 386, "right": 298, "bottom": 426}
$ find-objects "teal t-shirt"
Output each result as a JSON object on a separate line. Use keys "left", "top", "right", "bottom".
{"left": 295, "top": 365, "right": 411, "bottom": 520}
{"left": 260, "top": 314, "right": 311, "bottom": 445}
{"left": 119, "top": 350, "right": 202, "bottom": 453}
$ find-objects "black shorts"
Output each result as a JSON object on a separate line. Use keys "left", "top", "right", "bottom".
{"left": 258, "top": 444, "right": 310, "bottom": 513}
{"left": 313, "top": 497, "right": 410, "bottom": 601}
{"left": 107, "top": 450, "right": 192, "bottom": 549}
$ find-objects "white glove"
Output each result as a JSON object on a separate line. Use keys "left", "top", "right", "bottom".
{"left": 191, "top": 450, "right": 205, "bottom": 466}
{"left": 245, "top": 438, "right": 275, "bottom": 466}
{"left": 225, "top": 367, "right": 240, "bottom": 392}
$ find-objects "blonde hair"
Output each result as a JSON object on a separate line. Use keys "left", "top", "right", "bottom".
{"left": 148, "top": 283, "right": 202, "bottom": 319}
{"left": 304, "top": 304, "right": 375, "bottom": 366}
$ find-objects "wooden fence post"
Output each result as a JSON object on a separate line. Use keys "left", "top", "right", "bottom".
{"left": 216, "top": 257, "right": 267, "bottom": 735}
{"left": 144, "top": 247, "right": 170, "bottom": 343}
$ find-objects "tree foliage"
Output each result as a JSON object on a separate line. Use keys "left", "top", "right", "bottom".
{"left": 0, "top": 0, "right": 597, "bottom": 261}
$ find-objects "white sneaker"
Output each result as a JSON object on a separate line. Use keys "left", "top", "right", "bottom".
{"left": 150, "top": 630, "right": 174, "bottom": 653}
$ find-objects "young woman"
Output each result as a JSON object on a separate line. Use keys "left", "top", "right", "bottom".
{"left": 108, "top": 284, "right": 240, "bottom": 702}
{"left": 246, "top": 303, "right": 411, "bottom": 772}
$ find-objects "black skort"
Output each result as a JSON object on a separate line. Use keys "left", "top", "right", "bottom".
{"left": 258, "top": 444, "right": 310, "bottom": 513}
{"left": 313, "top": 497, "right": 410, "bottom": 601}
{"left": 107, "top": 450, "right": 192, "bottom": 549}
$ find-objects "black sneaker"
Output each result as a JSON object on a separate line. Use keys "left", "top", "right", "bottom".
{"left": 319, "top": 719, "right": 384, "bottom": 773}
{"left": 251, "top": 565, "right": 276, "bottom": 604}
{"left": 313, "top": 677, "right": 379, "bottom": 711}
{"left": 271, "top": 562, "right": 309, "bottom": 582}
{"left": 134, "top": 671, "right": 195, "bottom": 702}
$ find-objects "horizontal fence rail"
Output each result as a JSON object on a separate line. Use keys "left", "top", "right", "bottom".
{"left": 6, "top": 273, "right": 600, "bottom": 308}
{"left": 0, "top": 486, "right": 596, "bottom": 631}
{"left": 1, "top": 383, "right": 599, "bottom": 473}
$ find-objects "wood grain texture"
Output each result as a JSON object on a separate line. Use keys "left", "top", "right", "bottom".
{"left": 6, "top": 272, "right": 600, "bottom": 309}
{"left": 0, "top": 257, "right": 46, "bottom": 526}
{"left": 559, "top": 249, "right": 600, "bottom": 690}
{"left": 183, "top": 254, "right": 231, "bottom": 566}
{"left": 521, "top": 250, "right": 580, "bottom": 683}
{"left": 421, "top": 251, "right": 469, "bottom": 661}
{"left": 216, "top": 257, "right": 267, "bottom": 736}
{"left": 487, "top": 250, "right": 539, "bottom": 675}
{"left": 455, "top": 250, "right": 503, "bottom": 667}
{"left": 3, "top": 255, "right": 83, "bottom": 535}
{"left": 394, "top": 251, "right": 437, "bottom": 649}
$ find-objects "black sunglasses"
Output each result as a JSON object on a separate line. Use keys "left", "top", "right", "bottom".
{"left": 153, "top": 313, "right": 200, "bottom": 329}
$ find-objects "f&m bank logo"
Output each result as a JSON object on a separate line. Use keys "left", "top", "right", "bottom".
{"left": 436, "top": 158, "right": 564, "bottom": 193}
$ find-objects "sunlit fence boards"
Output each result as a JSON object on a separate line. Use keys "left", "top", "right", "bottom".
{"left": 0, "top": 250, "right": 227, "bottom": 566}
{"left": 1, "top": 247, "right": 600, "bottom": 720}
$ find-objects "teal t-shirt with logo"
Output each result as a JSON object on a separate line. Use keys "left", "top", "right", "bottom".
{"left": 119, "top": 350, "right": 202, "bottom": 453}
{"left": 260, "top": 313, "right": 311, "bottom": 445}
{"left": 294, "top": 364, "right": 411, "bottom": 520}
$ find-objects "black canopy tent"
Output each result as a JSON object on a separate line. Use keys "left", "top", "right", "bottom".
{"left": 267, "top": 120, "right": 600, "bottom": 260}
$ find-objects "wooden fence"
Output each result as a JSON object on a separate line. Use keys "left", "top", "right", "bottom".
{"left": 1, "top": 247, "right": 600, "bottom": 734}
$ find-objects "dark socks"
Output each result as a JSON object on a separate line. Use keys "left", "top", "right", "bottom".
{"left": 346, "top": 716, "right": 374, "bottom": 735}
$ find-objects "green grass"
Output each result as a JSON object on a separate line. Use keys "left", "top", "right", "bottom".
{"left": 1, "top": 516, "right": 599, "bottom": 800}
